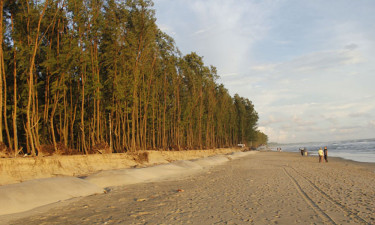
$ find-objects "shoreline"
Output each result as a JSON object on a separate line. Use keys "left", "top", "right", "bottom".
{"left": 295, "top": 152, "right": 375, "bottom": 168}
{"left": 2, "top": 151, "right": 374, "bottom": 224}
{"left": 269, "top": 139, "right": 375, "bottom": 164}
{"left": 285, "top": 152, "right": 375, "bottom": 175}
{"left": 269, "top": 147, "right": 375, "bottom": 164}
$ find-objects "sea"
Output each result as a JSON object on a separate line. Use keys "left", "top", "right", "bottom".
{"left": 271, "top": 138, "right": 375, "bottom": 163}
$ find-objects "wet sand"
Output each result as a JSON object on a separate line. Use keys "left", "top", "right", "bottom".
{"left": 2, "top": 151, "right": 375, "bottom": 225}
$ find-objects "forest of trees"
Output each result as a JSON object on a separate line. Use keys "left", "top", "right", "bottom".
{"left": 0, "top": 0, "right": 267, "bottom": 156}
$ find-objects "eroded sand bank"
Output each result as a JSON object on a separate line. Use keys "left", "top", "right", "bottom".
{"left": 1, "top": 151, "right": 374, "bottom": 225}
{"left": 0, "top": 149, "right": 240, "bottom": 186}
{"left": 0, "top": 150, "right": 251, "bottom": 217}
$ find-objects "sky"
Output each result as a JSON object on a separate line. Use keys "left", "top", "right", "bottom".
{"left": 153, "top": 0, "right": 375, "bottom": 144}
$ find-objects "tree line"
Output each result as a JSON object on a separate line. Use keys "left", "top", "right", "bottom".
{"left": 0, "top": 0, "right": 267, "bottom": 156}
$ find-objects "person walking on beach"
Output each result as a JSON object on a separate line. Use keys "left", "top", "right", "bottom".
{"left": 324, "top": 146, "right": 328, "bottom": 162}
{"left": 318, "top": 147, "right": 324, "bottom": 163}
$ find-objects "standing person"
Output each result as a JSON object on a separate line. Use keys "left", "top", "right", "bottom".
{"left": 324, "top": 146, "right": 328, "bottom": 162}
{"left": 318, "top": 147, "right": 324, "bottom": 163}
{"left": 300, "top": 148, "right": 304, "bottom": 156}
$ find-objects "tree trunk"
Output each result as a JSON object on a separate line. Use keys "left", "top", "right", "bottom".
{"left": 0, "top": 0, "right": 4, "bottom": 144}
{"left": 162, "top": 71, "right": 167, "bottom": 149}
{"left": 2, "top": 51, "right": 11, "bottom": 149}
{"left": 26, "top": 11, "right": 43, "bottom": 155}
{"left": 12, "top": 19, "right": 18, "bottom": 155}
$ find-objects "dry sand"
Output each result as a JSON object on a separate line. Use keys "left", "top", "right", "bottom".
{"left": 0, "top": 150, "right": 246, "bottom": 216}
{"left": 0, "top": 149, "right": 239, "bottom": 186}
{"left": 1, "top": 151, "right": 375, "bottom": 225}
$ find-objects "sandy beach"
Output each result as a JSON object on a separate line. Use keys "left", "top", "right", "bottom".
{"left": 1, "top": 151, "right": 375, "bottom": 225}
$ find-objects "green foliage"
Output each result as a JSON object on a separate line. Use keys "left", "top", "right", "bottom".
{"left": 1, "top": 0, "right": 267, "bottom": 154}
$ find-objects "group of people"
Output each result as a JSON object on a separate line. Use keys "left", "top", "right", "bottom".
{"left": 299, "top": 147, "right": 308, "bottom": 156}
{"left": 318, "top": 146, "right": 328, "bottom": 163}
{"left": 299, "top": 146, "right": 328, "bottom": 163}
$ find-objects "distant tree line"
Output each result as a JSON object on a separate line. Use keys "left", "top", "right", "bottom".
{"left": 0, "top": 0, "right": 267, "bottom": 156}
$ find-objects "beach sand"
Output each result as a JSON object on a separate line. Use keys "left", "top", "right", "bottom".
{"left": 0, "top": 149, "right": 241, "bottom": 186}
{"left": 1, "top": 151, "right": 375, "bottom": 225}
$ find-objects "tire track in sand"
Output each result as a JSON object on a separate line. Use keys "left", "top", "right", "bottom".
{"left": 283, "top": 167, "right": 338, "bottom": 225}
{"left": 288, "top": 166, "right": 370, "bottom": 225}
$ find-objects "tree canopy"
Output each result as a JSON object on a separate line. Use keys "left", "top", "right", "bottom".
{"left": 0, "top": 0, "right": 267, "bottom": 156}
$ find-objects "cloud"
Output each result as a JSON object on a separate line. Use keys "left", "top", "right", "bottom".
{"left": 193, "top": 28, "right": 212, "bottom": 36}
{"left": 258, "top": 126, "right": 292, "bottom": 143}
{"left": 348, "top": 112, "right": 372, "bottom": 118}
{"left": 331, "top": 126, "right": 361, "bottom": 135}
{"left": 345, "top": 43, "right": 358, "bottom": 50}
{"left": 157, "top": 24, "right": 176, "bottom": 36}
{"left": 220, "top": 72, "right": 238, "bottom": 78}
{"left": 292, "top": 115, "right": 315, "bottom": 127}
{"left": 251, "top": 64, "right": 276, "bottom": 72}
{"left": 251, "top": 48, "right": 363, "bottom": 77}
{"left": 261, "top": 115, "right": 286, "bottom": 126}
{"left": 286, "top": 49, "right": 362, "bottom": 73}
{"left": 257, "top": 95, "right": 375, "bottom": 143}
{"left": 154, "top": 0, "right": 375, "bottom": 143}
{"left": 155, "top": 0, "right": 281, "bottom": 76}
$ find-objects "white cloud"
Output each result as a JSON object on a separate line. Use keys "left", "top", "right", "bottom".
{"left": 251, "top": 64, "right": 276, "bottom": 72}
{"left": 286, "top": 49, "right": 362, "bottom": 72}
{"left": 250, "top": 48, "right": 363, "bottom": 78}
{"left": 156, "top": 0, "right": 281, "bottom": 75}
{"left": 154, "top": 0, "right": 375, "bottom": 143}
{"left": 157, "top": 24, "right": 176, "bottom": 36}
{"left": 258, "top": 126, "right": 292, "bottom": 143}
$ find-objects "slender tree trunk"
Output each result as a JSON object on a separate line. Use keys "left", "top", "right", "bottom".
{"left": 12, "top": 18, "right": 18, "bottom": 154}
{"left": 0, "top": 0, "right": 4, "bottom": 144}
{"left": 93, "top": 44, "right": 100, "bottom": 143}
{"left": 69, "top": 86, "right": 77, "bottom": 149}
{"left": 198, "top": 87, "right": 203, "bottom": 149}
{"left": 162, "top": 71, "right": 167, "bottom": 149}
{"left": 2, "top": 52, "right": 11, "bottom": 149}
{"left": 126, "top": 102, "right": 130, "bottom": 150}
{"left": 26, "top": 1, "right": 49, "bottom": 155}
{"left": 151, "top": 89, "right": 156, "bottom": 149}
{"left": 81, "top": 68, "right": 87, "bottom": 154}
{"left": 31, "top": 81, "right": 41, "bottom": 152}
{"left": 176, "top": 76, "right": 181, "bottom": 149}
{"left": 63, "top": 87, "right": 68, "bottom": 147}
{"left": 131, "top": 77, "right": 138, "bottom": 151}
{"left": 50, "top": 92, "right": 59, "bottom": 151}
{"left": 109, "top": 112, "right": 112, "bottom": 152}
{"left": 141, "top": 54, "right": 156, "bottom": 150}
{"left": 131, "top": 31, "right": 144, "bottom": 151}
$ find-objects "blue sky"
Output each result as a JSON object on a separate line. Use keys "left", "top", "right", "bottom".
{"left": 153, "top": 0, "right": 375, "bottom": 143}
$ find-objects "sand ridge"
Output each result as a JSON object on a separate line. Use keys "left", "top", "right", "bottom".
{"left": 0, "top": 149, "right": 241, "bottom": 186}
